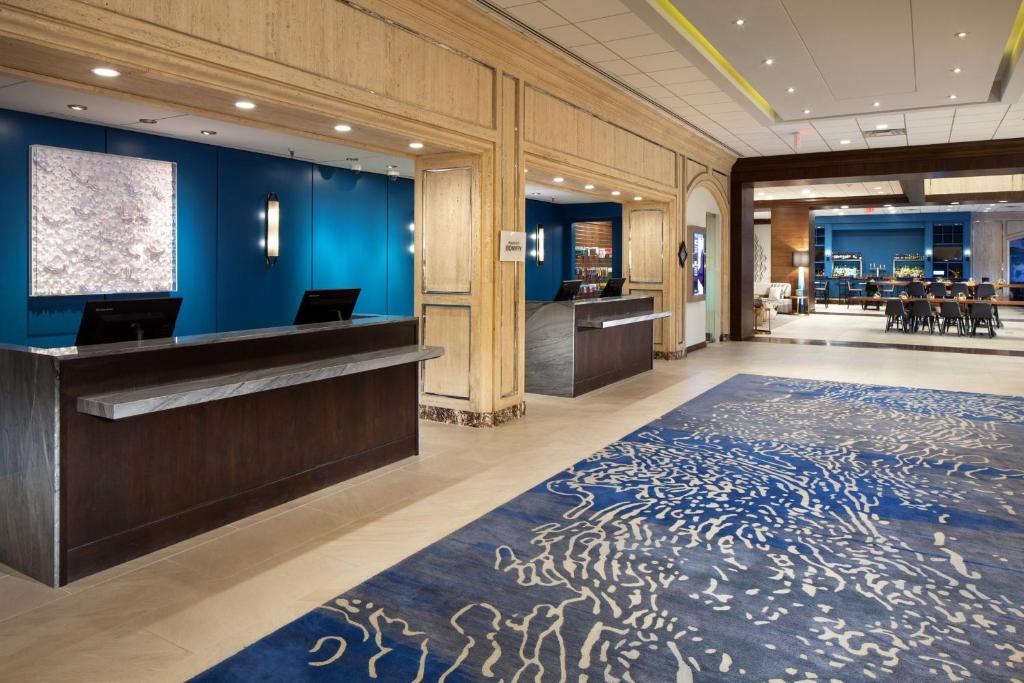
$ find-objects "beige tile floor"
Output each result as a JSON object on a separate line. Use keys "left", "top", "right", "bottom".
{"left": 769, "top": 305, "right": 1024, "bottom": 349}
{"left": 1, "top": 341, "right": 1023, "bottom": 682}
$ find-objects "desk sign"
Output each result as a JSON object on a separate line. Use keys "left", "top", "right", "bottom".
{"left": 500, "top": 230, "right": 527, "bottom": 262}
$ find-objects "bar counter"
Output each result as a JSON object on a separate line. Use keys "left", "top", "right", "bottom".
{"left": 0, "top": 316, "right": 441, "bottom": 585}
{"left": 525, "top": 295, "right": 669, "bottom": 397}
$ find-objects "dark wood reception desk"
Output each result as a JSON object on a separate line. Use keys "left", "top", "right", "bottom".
{"left": 0, "top": 316, "right": 441, "bottom": 586}
{"left": 525, "top": 296, "right": 670, "bottom": 397}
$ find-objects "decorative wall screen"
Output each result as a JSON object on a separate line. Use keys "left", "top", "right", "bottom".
{"left": 30, "top": 145, "right": 177, "bottom": 297}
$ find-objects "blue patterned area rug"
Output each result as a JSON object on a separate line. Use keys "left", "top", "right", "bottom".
{"left": 194, "top": 374, "right": 1024, "bottom": 682}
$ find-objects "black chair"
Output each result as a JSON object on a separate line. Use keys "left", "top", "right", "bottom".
{"left": 884, "top": 299, "right": 909, "bottom": 332}
{"left": 847, "top": 278, "right": 867, "bottom": 308}
{"left": 879, "top": 281, "right": 896, "bottom": 297}
{"left": 938, "top": 300, "right": 965, "bottom": 336}
{"left": 928, "top": 282, "right": 948, "bottom": 299}
{"left": 975, "top": 283, "right": 1002, "bottom": 328}
{"left": 909, "top": 299, "right": 935, "bottom": 333}
{"left": 814, "top": 280, "right": 829, "bottom": 307}
{"left": 951, "top": 282, "right": 969, "bottom": 299}
{"left": 906, "top": 280, "right": 926, "bottom": 298}
{"left": 970, "top": 302, "right": 996, "bottom": 338}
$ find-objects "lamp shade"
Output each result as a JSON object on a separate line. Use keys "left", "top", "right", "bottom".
{"left": 792, "top": 250, "right": 810, "bottom": 268}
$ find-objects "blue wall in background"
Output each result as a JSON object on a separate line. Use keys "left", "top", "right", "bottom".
{"left": 524, "top": 199, "right": 621, "bottom": 301}
{"left": 0, "top": 108, "right": 414, "bottom": 347}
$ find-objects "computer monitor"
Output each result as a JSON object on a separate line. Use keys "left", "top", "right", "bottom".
{"left": 601, "top": 277, "right": 626, "bottom": 298}
{"left": 75, "top": 297, "right": 183, "bottom": 346}
{"left": 553, "top": 280, "right": 582, "bottom": 302}
{"left": 293, "top": 288, "right": 361, "bottom": 324}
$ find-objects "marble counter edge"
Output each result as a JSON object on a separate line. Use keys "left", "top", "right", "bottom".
{"left": 77, "top": 344, "right": 443, "bottom": 420}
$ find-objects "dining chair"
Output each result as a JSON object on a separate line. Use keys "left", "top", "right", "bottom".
{"left": 928, "top": 282, "right": 948, "bottom": 298}
{"left": 884, "top": 299, "right": 909, "bottom": 333}
{"left": 975, "top": 283, "right": 1002, "bottom": 328}
{"left": 951, "top": 282, "right": 969, "bottom": 299}
{"left": 969, "top": 302, "right": 996, "bottom": 338}
{"left": 847, "top": 278, "right": 867, "bottom": 308}
{"left": 909, "top": 299, "right": 935, "bottom": 333}
{"left": 938, "top": 300, "right": 965, "bottom": 336}
{"left": 906, "top": 281, "right": 926, "bottom": 298}
{"left": 814, "top": 280, "right": 829, "bottom": 308}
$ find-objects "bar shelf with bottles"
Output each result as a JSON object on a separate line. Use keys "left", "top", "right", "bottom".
{"left": 573, "top": 221, "right": 614, "bottom": 298}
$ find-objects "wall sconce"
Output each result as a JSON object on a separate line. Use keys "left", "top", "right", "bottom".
{"left": 264, "top": 193, "right": 280, "bottom": 266}
{"left": 536, "top": 226, "right": 545, "bottom": 265}
{"left": 964, "top": 248, "right": 971, "bottom": 262}
{"left": 925, "top": 248, "right": 932, "bottom": 261}
{"left": 824, "top": 249, "right": 831, "bottom": 262}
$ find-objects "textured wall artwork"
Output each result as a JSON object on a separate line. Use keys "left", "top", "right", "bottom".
{"left": 30, "top": 145, "right": 177, "bottom": 297}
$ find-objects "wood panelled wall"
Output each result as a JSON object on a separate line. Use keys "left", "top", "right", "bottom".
{"left": 770, "top": 205, "right": 810, "bottom": 293}
{"left": 0, "top": 0, "right": 735, "bottom": 422}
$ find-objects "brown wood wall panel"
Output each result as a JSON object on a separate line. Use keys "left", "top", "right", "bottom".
{"left": 770, "top": 205, "right": 810, "bottom": 293}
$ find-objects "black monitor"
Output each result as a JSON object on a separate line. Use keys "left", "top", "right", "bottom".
{"left": 294, "top": 288, "right": 360, "bottom": 324}
{"left": 75, "top": 297, "right": 183, "bottom": 346}
{"left": 553, "top": 280, "right": 582, "bottom": 302}
{"left": 601, "top": 277, "right": 626, "bottom": 298}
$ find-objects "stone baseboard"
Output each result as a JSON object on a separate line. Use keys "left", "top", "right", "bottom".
{"left": 653, "top": 349, "right": 685, "bottom": 361}
{"left": 419, "top": 401, "right": 526, "bottom": 428}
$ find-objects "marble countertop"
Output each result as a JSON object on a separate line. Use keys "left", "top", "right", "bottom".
{"left": 0, "top": 315, "right": 416, "bottom": 360}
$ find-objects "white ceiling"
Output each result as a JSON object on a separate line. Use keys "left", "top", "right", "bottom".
{"left": 483, "top": 0, "right": 1024, "bottom": 156}
{"left": 813, "top": 203, "right": 1024, "bottom": 217}
{"left": 526, "top": 181, "right": 618, "bottom": 203}
{"left": 756, "top": 181, "right": 903, "bottom": 201}
{"left": 0, "top": 79, "right": 414, "bottom": 177}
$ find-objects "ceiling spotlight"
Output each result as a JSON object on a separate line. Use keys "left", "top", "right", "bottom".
{"left": 734, "top": 18, "right": 745, "bottom": 25}
{"left": 948, "top": 94, "right": 958, "bottom": 100}
{"left": 386, "top": 164, "right": 400, "bottom": 180}
{"left": 334, "top": 124, "right": 352, "bottom": 132}
{"left": 884, "top": 204, "right": 892, "bottom": 207}
{"left": 584, "top": 184, "right": 595, "bottom": 190}
{"left": 234, "top": 100, "right": 256, "bottom": 110}
{"left": 954, "top": 31, "right": 968, "bottom": 38}
{"left": 553, "top": 177, "right": 564, "bottom": 183}
{"left": 803, "top": 108, "right": 811, "bottom": 115}
{"left": 801, "top": 189, "right": 811, "bottom": 195}
{"left": 786, "top": 87, "right": 795, "bottom": 93}
{"left": 91, "top": 67, "right": 120, "bottom": 78}
{"left": 952, "top": 67, "right": 962, "bottom": 74}
{"left": 874, "top": 186, "right": 882, "bottom": 190}
{"left": 950, "top": 201, "right": 960, "bottom": 205}
{"left": 408, "top": 142, "right": 424, "bottom": 149}
{"left": 839, "top": 139, "right": 851, "bottom": 145}
{"left": 67, "top": 104, "right": 88, "bottom": 111}
{"left": 138, "top": 118, "right": 158, "bottom": 124}
{"left": 634, "top": 196, "right": 643, "bottom": 201}
{"left": 763, "top": 58, "right": 774, "bottom": 65}
{"left": 200, "top": 129, "right": 217, "bottom": 136}
{"left": 875, "top": 123, "right": 889, "bottom": 130}
{"left": 873, "top": 101, "right": 881, "bottom": 108}
{"left": 840, "top": 205, "right": 849, "bottom": 209}
{"left": 611, "top": 190, "right": 621, "bottom": 196}
{"left": 999, "top": 199, "right": 1008, "bottom": 203}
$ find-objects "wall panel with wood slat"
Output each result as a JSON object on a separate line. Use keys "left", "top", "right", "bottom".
{"left": 770, "top": 204, "right": 810, "bottom": 293}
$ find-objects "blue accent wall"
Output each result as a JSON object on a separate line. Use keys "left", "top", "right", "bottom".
{"left": 0, "top": 108, "right": 414, "bottom": 347}
{"left": 525, "top": 199, "right": 621, "bottom": 301}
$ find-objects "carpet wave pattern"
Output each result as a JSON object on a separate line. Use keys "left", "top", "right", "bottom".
{"left": 195, "top": 374, "right": 1024, "bottom": 682}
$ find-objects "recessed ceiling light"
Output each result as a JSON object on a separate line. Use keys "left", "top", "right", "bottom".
{"left": 952, "top": 67, "right": 962, "bottom": 74}
{"left": 884, "top": 204, "right": 892, "bottom": 207}
{"left": 841, "top": 205, "right": 849, "bottom": 209}
{"left": 201, "top": 130, "right": 217, "bottom": 136}
{"left": 584, "top": 184, "right": 595, "bottom": 190}
{"left": 872, "top": 101, "right": 881, "bottom": 107}
{"left": 634, "top": 196, "right": 643, "bottom": 201}
{"left": 954, "top": 31, "right": 968, "bottom": 38}
{"left": 875, "top": 123, "right": 889, "bottom": 130}
{"left": 763, "top": 58, "right": 774, "bottom": 65}
{"left": 138, "top": 118, "right": 158, "bottom": 124}
{"left": 611, "top": 190, "right": 621, "bottom": 196}
{"left": 874, "top": 186, "right": 882, "bottom": 190}
{"left": 734, "top": 18, "right": 744, "bottom": 25}
{"left": 234, "top": 100, "right": 256, "bottom": 110}
{"left": 553, "top": 177, "right": 564, "bottom": 183}
{"left": 786, "top": 87, "right": 795, "bottom": 93}
{"left": 408, "top": 142, "right": 424, "bottom": 149}
{"left": 839, "top": 139, "right": 851, "bottom": 145}
{"left": 948, "top": 94, "right": 958, "bottom": 100}
{"left": 334, "top": 124, "right": 352, "bottom": 132}
{"left": 803, "top": 108, "right": 811, "bottom": 115}
{"left": 950, "top": 201, "right": 960, "bottom": 205}
{"left": 838, "top": 211, "right": 845, "bottom": 216}
{"left": 91, "top": 67, "right": 120, "bottom": 78}
{"left": 801, "top": 189, "right": 810, "bottom": 195}
{"left": 999, "top": 199, "right": 1008, "bottom": 203}
{"left": 67, "top": 104, "right": 88, "bottom": 111}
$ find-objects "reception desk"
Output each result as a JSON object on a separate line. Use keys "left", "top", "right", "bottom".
{"left": 525, "top": 296, "right": 669, "bottom": 397}
{"left": 0, "top": 316, "right": 441, "bottom": 586}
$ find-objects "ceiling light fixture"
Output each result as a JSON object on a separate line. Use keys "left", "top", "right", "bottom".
{"left": 875, "top": 123, "right": 889, "bottom": 130}
{"left": 839, "top": 139, "right": 851, "bottom": 145}
{"left": 786, "top": 87, "right": 795, "bottom": 93}
{"left": 801, "top": 189, "right": 811, "bottom": 195}
{"left": 584, "top": 184, "right": 595, "bottom": 190}
{"left": 553, "top": 177, "right": 564, "bottom": 183}
{"left": 950, "top": 201, "right": 960, "bottom": 205}
{"left": 762, "top": 58, "right": 774, "bottom": 65}
{"left": 952, "top": 67, "right": 962, "bottom": 74}
{"left": 234, "top": 100, "right": 256, "bottom": 110}
{"left": 948, "top": 94, "right": 958, "bottom": 100}
{"left": 803, "top": 108, "right": 811, "bottom": 115}
{"left": 91, "top": 67, "right": 120, "bottom": 78}
{"left": 884, "top": 204, "right": 892, "bottom": 207}
{"left": 872, "top": 101, "right": 881, "bottom": 107}
{"left": 333, "top": 124, "right": 352, "bottom": 132}
{"left": 634, "top": 196, "right": 643, "bottom": 201}
{"left": 67, "top": 104, "right": 88, "bottom": 111}
{"left": 734, "top": 18, "right": 744, "bottom": 25}
{"left": 611, "top": 190, "right": 621, "bottom": 196}
{"left": 841, "top": 205, "right": 849, "bottom": 209}
{"left": 999, "top": 199, "right": 1008, "bottom": 203}
{"left": 408, "top": 142, "right": 424, "bottom": 149}
{"left": 138, "top": 118, "right": 157, "bottom": 124}
{"left": 201, "top": 130, "right": 217, "bottom": 136}
{"left": 954, "top": 31, "right": 968, "bottom": 38}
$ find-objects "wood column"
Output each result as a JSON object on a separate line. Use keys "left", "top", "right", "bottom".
{"left": 770, "top": 204, "right": 811, "bottom": 294}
